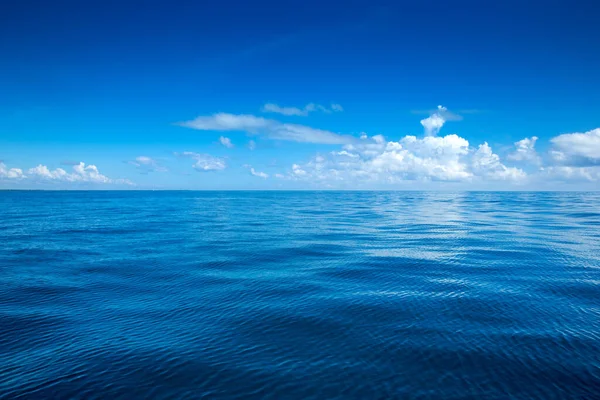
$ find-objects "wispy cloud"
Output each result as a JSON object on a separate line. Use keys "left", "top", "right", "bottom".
{"left": 262, "top": 103, "right": 310, "bottom": 117}
{"left": 243, "top": 164, "right": 269, "bottom": 178}
{"left": 177, "top": 113, "right": 355, "bottom": 145}
{"left": 412, "top": 108, "right": 474, "bottom": 117}
{"left": 247, "top": 140, "right": 256, "bottom": 150}
{"left": 175, "top": 152, "right": 226, "bottom": 171}
{"left": 331, "top": 103, "right": 344, "bottom": 112}
{"left": 219, "top": 136, "right": 234, "bottom": 148}
{"left": 60, "top": 160, "right": 81, "bottom": 166}
{"left": 250, "top": 168, "right": 268, "bottom": 178}
{"left": 261, "top": 102, "right": 343, "bottom": 116}
{"left": 251, "top": 168, "right": 268, "bottom": 179}
{"left": 128, "top": 156, "right": 168, "bottom": 172}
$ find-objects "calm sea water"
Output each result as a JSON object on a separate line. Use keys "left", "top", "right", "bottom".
{"left": 1, "top": 191, "right": 599, "bottom": 399}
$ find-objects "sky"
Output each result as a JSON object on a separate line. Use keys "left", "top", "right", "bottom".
{"left": 1, "top": 0, "right": 599, "bottom": 190}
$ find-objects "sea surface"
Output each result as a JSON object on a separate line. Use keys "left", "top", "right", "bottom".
{"left": 1, "top": 191, "right": 599, "bottom": 399}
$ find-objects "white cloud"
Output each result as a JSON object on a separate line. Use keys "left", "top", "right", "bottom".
{"left": 420, "top": 115, "right": 445, "bottom": 137}
{"left": 128, "top": 156, "right": 168, "bottom": 172}
{"left": 550, "top": 128, "right": 600, "bottom": 166}
{"left": 135, "top": 156, "right": 153, "bottom": 165}
{"left": 247, "top": 140, "right": 256, "bottom": 150}
{"left": 172, "top": 105, "right": 600, "bottom": 187}
{"left": 543, "top": 127, "right": 600, "bottom": 181}
{"left": 75, "top": 163, "right": 112, "bottom": 184}
{"left": 284, "top": 134, "right": 474, "bottom": 184}
{"left": 178, "top": 113, "right": 355, "bottom": 144}
{"left": 179, "top": 113, "right": 270, "bottom": 132}
{"left": 292, "top": 163, "right": 307, "bottom": 176}
{"left": 369, "top": 134, "right": 473, "bottom": 182}
{"left": 27, "top": 162, "right": 126, "bottom": 184}
{"left": 539, "top": 166, "right": 600, "bottom": 182}
{"left": 419, "top": 105, "right": 461, "bottom": 137}
{"left": 0, "top": 163, "right": 25, "bottom": 179}
{"left": 472, "top": 143, "right": 527, "bottom": 182}
{"left": 281, "top": 131, "right": 529, "bottom": 186}
{"left": 176, "top": 152, "right": 226, "bottom": 171}
{"left": 261, "top": 102, "right": 343, "bottom": 116}
{"left": 28, "top": 164, "right": 69, "bottom": 180}
{"left": 243, "top": 164, "right": 269, "bottom": 178}
{"left": 1, "top": 162, "right": 134, "bottom": 185}
{"left": 219, "top": 136, "right": 234, "bottom": 148}
{"left": 508, "top": 136, "right": 541, "bottom": 165}
{"left": 334, "top": 150, "right": 359, "bottom": 158}
{"left": 271, "top": 105, "right": 548, "bottom": 187}
{"left": 262, "top": 103, "right": 309, "bottom": 116}
{"left": 249, "top": 167, "right": 268, "bottom": 179}
{"left": 270, "top": 123, "right": 353, "bottom": 144}
{"left": 372, "top": 134, "right": 386, "bottom": 144}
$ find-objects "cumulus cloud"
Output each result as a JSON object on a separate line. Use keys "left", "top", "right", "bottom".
{"left": 508, "top": 136, "right": 541, "bottom": 165}
{"left": 278, "top": 107, "right": 530, "bottom": 186}
{"left": 178, "top": 113, "right": 355, "bottom": 144}
{"left": 0, "top": 163, "right": 25, "bottom": 179}
{"left": 177, "top": 105, "right": 599, "bottom": 187}
{"left": 128, "top": 156, "right": 168, "bottom": 172}
{"left": 26, "top": 162, "right": 133, "bottom": 184}
{"left": 420, "top": 105, "right": 460, "bottom": 137}
{"left": 472, "top": 143, "right": 527, "bottom": 182}
{"left": 176, "top": 152, "right": 226, "bottom": 171}
{"left": 369, "top": 135, "right": 473, "bottom": 181}
{"left": 550, "top": 128, "right": 600, "bottom": 166}
{"left": 420, "top": 113, "right": 446, "bottom": 137}
{"left": 261, "top": 102, "right": 343, "bottom": 116}
{"left": 219, "top": 136, "right": 234, "bottom": 148}
{"left": 292, "top": 163, "right": 308, "bottom": 177}
{"left": 284, "top": 133, "right": 474, "bottom": 184}
{"left": 284, "top": 134, "right": 528, "bottom": 186}
{"left": 28, "top": 164, "right": 70, "bottom": 180}
{"left": 0, "top": 161, "right": 133, "bottom": 185}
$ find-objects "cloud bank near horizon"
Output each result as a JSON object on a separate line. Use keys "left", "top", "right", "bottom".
{"left": 2, "top": 105, "right": 599, "bottom": 189}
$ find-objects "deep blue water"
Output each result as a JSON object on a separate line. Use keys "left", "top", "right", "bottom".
{"left": 1, "top": 191, "right": 599, "bottom": 399}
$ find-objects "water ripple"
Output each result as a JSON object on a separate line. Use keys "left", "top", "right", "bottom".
{"left": 1, "top": 191, "right": 599, "bottom": 399}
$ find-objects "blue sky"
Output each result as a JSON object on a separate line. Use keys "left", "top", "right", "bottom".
{"left": 1, "top": 0, "right": 599, "bottom": 189}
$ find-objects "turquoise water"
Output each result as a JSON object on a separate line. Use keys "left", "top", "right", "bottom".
{"left": 1, "top": 191, "right": 599, "bottom": 399}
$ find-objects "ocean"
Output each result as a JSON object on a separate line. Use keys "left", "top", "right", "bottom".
{"left": 1, "top": 191, "right": 599, "bottom": 399}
